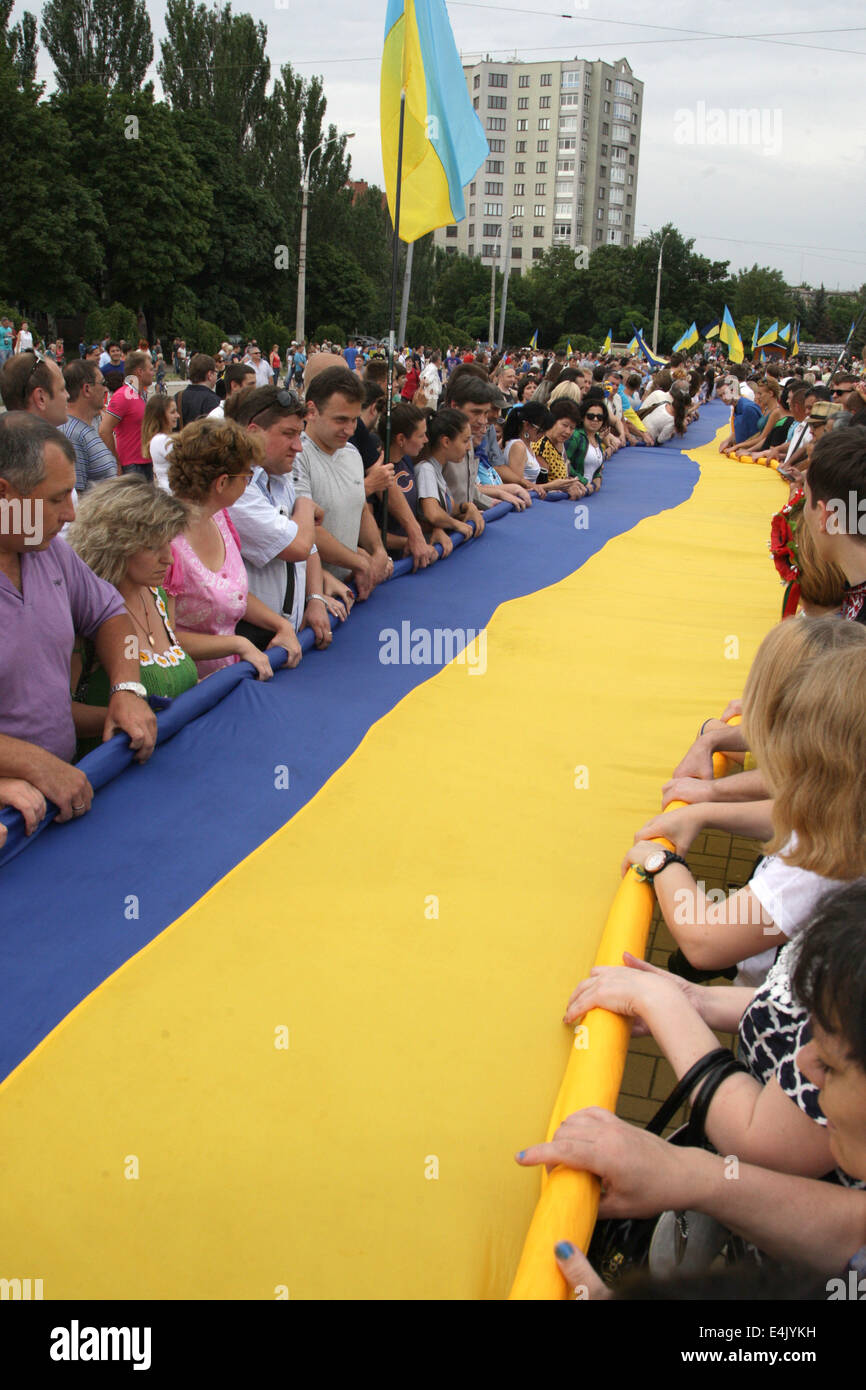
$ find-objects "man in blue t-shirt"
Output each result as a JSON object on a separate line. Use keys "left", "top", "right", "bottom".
{"left": 343, "top": 339, "right": 358, "bottom": 372}
{"left": 717, "top": 375, "right": 762, "bottom": 453}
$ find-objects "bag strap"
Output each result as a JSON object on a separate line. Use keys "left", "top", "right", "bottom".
{"left": 646, "top": 1048, "right": 732, "bottom": 1136}
{"left": 686, "top": 1052, "right": 748, "bottom": 1144}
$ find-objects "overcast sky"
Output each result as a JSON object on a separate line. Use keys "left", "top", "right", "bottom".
{"left": 19, "top": 0, "right": 866, "bottom": 290}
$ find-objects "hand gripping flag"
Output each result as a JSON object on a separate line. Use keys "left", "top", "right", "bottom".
{"left": 381, "top": 0, "right": 489, "bottom": 243}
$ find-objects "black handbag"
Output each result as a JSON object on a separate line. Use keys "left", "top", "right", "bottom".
{"left": 587, "top": 1047, "right": 750, "bottom": 1287}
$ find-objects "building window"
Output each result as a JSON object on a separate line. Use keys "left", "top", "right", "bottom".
{"left": 609, "top": 186, "right": 624, "bottom": 205}
{"left": 535, "top": 182, "right": 546, "bottom": 195}
{"left": 608, "top": 208, "right": 622, "bottom": 225}
{"left": 511, "top": 223, "right": 523, "bottom": 236}
{"left": 532, "top": 247, "right": 544, "bottom": 259}
{"left": 482, "top": 244, "right": 501, "bottom": 258}
{"left": 469, "top": 202, "right": 475, "bottom": 215}
{"left": 613, "top": 102, "right": 631, "bottom": 120}
{"left": 623, "top": 234, "right": 630, "bottom": 245}
{"left": 446, "top": 246, "right": 456, "bottom": 254}
{"left": 553, "top": 222, "right": 571, "bottom": 238}
{"left": 519, "top": 73, "right": 530, "bottom": 88}
{"left": 538, "top": 118, "right": 550, "bottom": 130}
{"left": 540, "top": 72, "right": 552, "bottom": 86}
{"left": 615, "top": 79, "right": 632, "bottom": 98}
{"left": 536, "top": 161, "right": 547, "bottom": 173}
{"left": 483, "top": 201, "right": 503, "bottom": 215}
{"left": 561, "top": 93, "right": 580, "bottom": 107}
{"left": 488, "top": 95, "right": 506, "bottom": 109}
{"left": 534, "top": 203, "right": 546, "bottom": 216}
{"left": 512, "top": 247, "right": 522, "bottom": 259}
{"left": 445, "top": 225, "right": 457, "bottom": 237}
{"left": 629, "top": 154, "right": 635, "bottom": 165}
{"left": 554, "top": 203, "right": 572, "bottom": 218}
{"left": 559, "top": 138, "right": 576, "bottom": 151}
{"left": 473, "top": 97, "right": 479, "bottom": 111}
{"left": 513, "top": 182, "right": 525, "bottom": 195}
{"left": 630, "top": 134, "right": 636, "bottom": 146}
{"left": 487, "top": 117, "right": 506, "bottom": 131}
{"left": 470, "top": 182, "right": 476, "bottom": 195}
{"left": 518, "top": 97, "right": 529, "bottom": 109}
{"left": 516, "top": 119, "right": 528, "bottom": 131}
{"left": 626, "top": 194, "right": 633, "bottom": 206}
{"left": 601, "top": 144, "right": 608, "bottom": 156}
{"left": 559, "top": 116, "right": 577, "bottom": 132}
{"left": 600, "top": 166, "right": 607, "bottom": 179}
{"left": 597, "top": 208, "right": 604, "bottom": 220}
{"left": 611, "top": 165, "right": 625, "bottom": 183}
{"left": 468, "top": 243, "right": 474, "bottom": 255}
{"left": 486, "top": 159, "right": 504, "bottom": 173}
{"left": 482, "top": 223, "right": 499, "bottom": 237}
{"left": 555, "top": 182, "right": 573, "bottom": 197}
{"left": 514, "top": 161, "right": 525, "bottom": 173}
{"left": 584, "top": 95, "right": 591, "bottom": 109}
{"left": 515, "top": 140, "right": 526, "bottom": 152}
{"left": 489, "top": 138, "right": 505, "bottom": 153}
{"left": 633, "top": 113, "right": 638, "bottom": 125}
{"left": 605, "top": 79, "right": 612, "bottom": 91}
{"left": 625, "top": 213, "right": 631, "bottom": 226}
{"left": 612, "top": 123, "right": 629, "bottom": 142}
{"left": 533, "top": 224, "right": 544, "bottom": 236}
{"left": 633, "top": 91, "right": 639, "bottom": 104}
{"left": 468, "top": 224, "right": 474, "bottom": 236}
{"left": 474, "top": 74, "right": 480, "bottom": 89}
{"left": 489, "top": 72, "right": 508, "bottom": 87}
{"left": 539, "top": 96, "right": 551, "bottom": 109}
{"left": 484, "top": 181, "right": 503, "bottom": 194}
{"left": 608, "top": 229, "right": 621, "bottom": 244}
{"left": 557, "top": 160, "right": 575, "bottom": 173}
{"left": 627, "top": 174, "right": 634, "bottom": 185}
{"left": 561, "top": 70, "right": 580, "bottom": 88}
{"left": 582, "top": 117, "right": 589, "bottom": 131}
{"left": 595, "top": 229, "right": 602, "bottom": 241}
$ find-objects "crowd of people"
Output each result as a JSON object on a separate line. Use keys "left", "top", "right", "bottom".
{"left": 2, "top": 326, "right": 866, "bottom": 1299}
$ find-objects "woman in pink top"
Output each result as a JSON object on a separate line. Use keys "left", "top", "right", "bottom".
{"left": 164, "top": 418, "right": 302, "bottom": 678}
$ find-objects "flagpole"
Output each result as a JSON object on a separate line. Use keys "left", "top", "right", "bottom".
{"left": 382, "top": 87, "right": 408, "bottom": 547}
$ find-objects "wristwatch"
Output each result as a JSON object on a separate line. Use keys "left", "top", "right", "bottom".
{"left": 636, "top": 849, "right": 689, "bottom": 882}
{"left": 109, "top": 681, "right": 148, "bottom": 700}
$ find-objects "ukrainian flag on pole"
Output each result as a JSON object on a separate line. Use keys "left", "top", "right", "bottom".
{"left": 601, "top": 329, "right": 612, "bottom": 354}
{"left": 381, "top": 0, "right": 489, "bottom": 243}
{"left": 626, "top": 332, "right": 639, "bottom": 354}
{"left": 720, "top": 305, "right": 744, "bottom": 363}
{"left": 631, "top": 325, "right": 668, "bottom": 370}
{"left": 530, "top": 329, "right": 539, "bottom": 349}
{"left": 757, "top": 321, "right": 779, "bottom": 348}
{"left": 672, "top": 322, "right": 698, "bottom": 353}
{"left": 751, "top": 319, "right": 761, "bottom": 353}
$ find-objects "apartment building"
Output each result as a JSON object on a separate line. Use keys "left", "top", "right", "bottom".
{"left": 434, "top": 56, "right": 643, "bottom": 272}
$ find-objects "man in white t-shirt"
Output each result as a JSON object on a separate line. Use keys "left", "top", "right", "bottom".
{"left": 228, "top": 386, "right": 348, "bottom": 647}
{"left": 293, "top": 366, "right": 392, "bottom": 601}
{"left": 245, "top": 346, "right": 272, "bottom": 388}
{"left": 207, "top": 362, "right": 256, "bottom": 419}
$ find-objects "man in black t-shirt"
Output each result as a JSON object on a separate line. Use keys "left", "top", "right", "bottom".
{"left": 179, "top": 354, "right": 221, "bottom": 424}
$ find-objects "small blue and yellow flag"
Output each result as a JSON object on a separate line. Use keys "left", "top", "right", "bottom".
{"left": 530, "top": 329, "right": 539, "bottom": 349}
{"left": 701, "top": 319, "right": 720, "bottom": 340}
{"left": 631, "top": 325, "right": 668, "bottom": 370}
{"left": 779, "top": 323, "right": 791, "bottom": 344}
{"left": 751, "top": 319, "right": 761, "bottom": 353}
{"left": 567, "top": 340, "right": 573, "bottom": 358}
{"left": 381, "top": 0, "right": 489, "bottom": 243}
{"left": 626, "top": 332, "right": 639, "bottom": 355}
{"left": 720, "top": 306, "right": 744, "bottom": 364}
{"left": 757, "top": 321, "right": 779, "bottom": 348}
{"left": 791, "top": 322, "right": 800, "bottom": 357}
{"left": 600, "top": 329, "right": 612, "bottom": 354}
{"left": 672, "top": 322, "right": 698, "bottom": 353}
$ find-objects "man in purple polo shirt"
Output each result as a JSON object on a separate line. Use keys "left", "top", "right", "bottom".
{"left": 0, "top": 414, "right": 157, "bottom": 830}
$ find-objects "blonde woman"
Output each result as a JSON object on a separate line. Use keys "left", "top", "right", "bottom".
{"left": 165, "top": 417, "right": 302, "bottom": 677}
{"left": 630, "top": 616, "right": 866, "bottom": 982}
{"left": 141, "top": 393, "right": 179, "bottom": 490}
{"left": 563, "top": 625, "right": 866, "bottom": 1183}
{"left": 67, "top": 476, "right": 199, "bottom": 752}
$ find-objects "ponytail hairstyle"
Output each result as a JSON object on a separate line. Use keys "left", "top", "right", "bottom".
{"left": 141, "top": 393, "right": 177, "bottom": 460}
{"left": 419, "top": 407, "right": 470, "bottom": 459}
{"left": 502, "top": 400, "right": 554, "bottom": 442}
{"left": 669, "top": 387, "right": 691, "bottom": 435}
{"left": 378, "top": 400, "right": 426, "bottom": 450}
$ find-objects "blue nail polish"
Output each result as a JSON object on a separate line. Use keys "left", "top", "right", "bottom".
{"left": 555, "top": 1241, "right": 575, "bottom": 1259}
{"left": 516, "top": 1150, "right": 526, "bottom": 1159}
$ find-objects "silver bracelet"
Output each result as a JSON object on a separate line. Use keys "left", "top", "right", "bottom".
{"left": 306, "top": 593, "right": 327, "bottom": 605}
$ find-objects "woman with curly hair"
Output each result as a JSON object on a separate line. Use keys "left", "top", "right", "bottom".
{"left": 165, "top": 417, "right": 302, "bottom": 678}
{"left": 67, "top": 475, "right": 199, "bottom": 753}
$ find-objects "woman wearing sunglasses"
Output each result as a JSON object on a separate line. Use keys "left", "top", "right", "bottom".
{"left": 562, "top": 398, "right": 609, "bottom": 495}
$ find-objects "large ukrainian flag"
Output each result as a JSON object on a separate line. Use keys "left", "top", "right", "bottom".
{"left": 381, "top": 0, "right": 489, "bottom": 242}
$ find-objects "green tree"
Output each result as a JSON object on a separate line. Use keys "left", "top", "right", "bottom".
{"left": 306, "top": 243, "right": 378, "bottom": 337}
{"left": 41, "top": 0, "right": 153, "bottom": 92}
{"left": 730, "top": 264, "right": 793, "bottom": 324}
{"left": 159, "top": 0, "right": 270, "bottom": 156}
{"left": 1, "top": 0, "right": 38, "bottom": 85}
{"left": 0, "top": 37, "right": 104, "bottom": 312}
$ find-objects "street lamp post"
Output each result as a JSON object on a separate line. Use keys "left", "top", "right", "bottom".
{"left": 295, "top": 132, "right": 354, "bottom": 346}
{"left": 651, "top": 230, "right": 671, "bottom": 356}
{"left": 488, "top": 228, "right": 501, "bottom": 350}
{"left": 496, "top": 214, "right": 519, "bottom": 352}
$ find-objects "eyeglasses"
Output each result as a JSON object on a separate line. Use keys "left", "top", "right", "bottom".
{"left": 831, "top": 388, "right": 850, "bottom": 396}
{"left": 585, "top": 412, "right": 604, "bottom": 421}
{"left": 247, "top": 389, "right": 303, "bottom": 422}
{"left": 22, "top": 354, "right": 43, "bottom": 395}
{"left": 226, "top": 471, "right": 256, "bottom": 486}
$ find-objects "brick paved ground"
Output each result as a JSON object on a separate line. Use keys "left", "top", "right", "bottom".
{"left": 615, "top": 830, "right": 761, "bottom": 1134}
